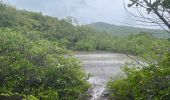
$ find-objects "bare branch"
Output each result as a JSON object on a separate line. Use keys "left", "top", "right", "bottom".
{"left": 125, "top": 0, "right": 170, "bottom": 33}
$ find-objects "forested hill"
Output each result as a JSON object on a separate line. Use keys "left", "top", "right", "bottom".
{"left": 0, "top": 3, "right": 169, "bottom": 52}
{"left": 87, "top": 22, "right": 170, "bottom": 38}
{"left": 0, "top": 3, "right": 100, "bottom": 50}
{"left": 1, "top": 2, "right": 170, "bottom": 99}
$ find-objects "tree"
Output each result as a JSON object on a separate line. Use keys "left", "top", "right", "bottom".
{"left": 127, "top": 0, "right": 170, "bottom": 30}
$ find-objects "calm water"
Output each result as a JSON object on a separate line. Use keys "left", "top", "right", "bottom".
{"left": 74, "top": 51, "right": 134, "bottom": 100}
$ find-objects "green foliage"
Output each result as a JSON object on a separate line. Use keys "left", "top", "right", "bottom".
{"left": 87, "top": 22, "right": 170, "bottom": 38}
{"left": 0, "top": 2, "right": 170, "bottom": 100}
{"left": 128, "top": 0, "right": 170, "bottom": 29}
{"left": 0, "top": 28, "right": 89, "bottom": 99}
{"left": 129, "top": 0, "right": 170, "bottom": 10}
{"left": 0, "top": 2, "right": 169, "bottom": 54}
{"left": 108, "top": 51, "right": 170, "bottom": 100}
{"left": 162, "top": 0, "right": 170, "bottom": 9}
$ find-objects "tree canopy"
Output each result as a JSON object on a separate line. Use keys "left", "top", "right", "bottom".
{"left": 128, "top": 0, "right": 170, "bottom": 30}
{"left": 0, "top": 1, "right": 170, "bottom": 99}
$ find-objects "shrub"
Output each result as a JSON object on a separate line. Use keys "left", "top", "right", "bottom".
{"left": 108, "top": 52, "right": 170, "bottom": 100}
{"left": 0, "top": 29, "right": 89, "bottom": 99}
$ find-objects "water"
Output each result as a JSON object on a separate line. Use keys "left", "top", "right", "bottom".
{"left": 74, "top": 51, "right": 134, "bottom": 100}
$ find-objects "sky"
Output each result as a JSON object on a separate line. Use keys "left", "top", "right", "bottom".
{"left": 3, "top": 0, "right": 137, "bottom": 25}
{"left": 2, "top": 0, "right": 162, "bottom": 29}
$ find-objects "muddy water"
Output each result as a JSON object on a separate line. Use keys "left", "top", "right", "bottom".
{"left": 74, "top": 52, "right": 134, "bottom": 100}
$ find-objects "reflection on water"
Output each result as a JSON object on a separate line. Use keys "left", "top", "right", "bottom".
{"left": 74, "top": 52, "right": 134, "bottom": 100}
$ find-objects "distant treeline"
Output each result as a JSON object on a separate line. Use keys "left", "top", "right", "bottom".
{"left": 0, "top": 2, "right": 170, "bottom": 54}
{"left": 0, "top": 2, "right": 170, "bottom": 100}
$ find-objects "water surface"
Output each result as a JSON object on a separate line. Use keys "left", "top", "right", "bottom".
{"left": 74, "top": 51, "right": 134, "bottom": 100}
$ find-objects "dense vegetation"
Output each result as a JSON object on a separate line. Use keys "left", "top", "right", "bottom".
{"left": 0, "top": 1, "right": 170, "bottom": 100}
{"left": 107, "top": 43, "right": 170, "bottom": 99}
{"left": 0, "top": 3, "right": 90, "bottom": 100}
{"left": 87, "top": 22, "right": 170, "bottom": 38}
{"left": 107, "top": 0, "right": 170, "bottom": 99}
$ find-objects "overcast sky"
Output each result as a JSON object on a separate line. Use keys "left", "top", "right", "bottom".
{"left": 3, "top": 0, "right": 163, "bottom": 29}
{"left": 3, "top": 0, "right": 138, "bottom": 25}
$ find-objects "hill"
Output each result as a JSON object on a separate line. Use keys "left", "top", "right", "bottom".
{"left": 87, "top": 22, "right": 170, "bottom": 38}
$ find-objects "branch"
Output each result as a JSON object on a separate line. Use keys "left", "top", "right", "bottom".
{"left": 125, "top": 54, "right": 147, "bottom": 67}
{"left": 143, "top": 0, "right": 170, "bottom": 29}
{"left": 124, "top": 0, "right": 170, "bottom": 33}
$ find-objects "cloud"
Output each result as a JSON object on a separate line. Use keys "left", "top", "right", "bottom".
{"left": 3, "top": 0, "right": 134, "bottom": 25}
